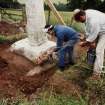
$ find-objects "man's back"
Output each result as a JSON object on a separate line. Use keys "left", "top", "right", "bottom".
{"left": 54, "top": 25, "right": 79, "bottom": 41}
{"left": 86, "top": 9, "right": 105, "bottom": 25}
{"left": 85, "top": 9, "right": 105, "bottom": 36}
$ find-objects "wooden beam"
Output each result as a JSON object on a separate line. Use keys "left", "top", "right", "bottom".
{"left": 45, "top": 0, "right": 66, "bottom": 25}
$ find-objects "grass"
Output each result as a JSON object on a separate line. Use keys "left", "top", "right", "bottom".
{"left": 0, "top": 35, "right": 7, "bottom": 43}
{"left": 0, "top": 91, "right": 88, "bottom": 105}
{"left": 0, "top": 99, "right": 32, "bottom": 105}
{"left": 1, "top": 8, "right": 85, "bottom": 32}
{"left": 53, "top": 0, "right": 67, "bottom": 4}
{"left": 1, "top": 8, "right": 24, "bottom": 22}
{"left": 0, "top": 9, "right": 85, "bottom": 44}
{"left": 45, "top": 11, "right": 85, "bottom": 32}
{"left": 0, "top": 33, "right": 26, "bottom": 43}
{"left": 6, "top": 9, "right": 23, "bottom": 15}
{"left": 36, "top": 92, "right": 88, "bottom": 105}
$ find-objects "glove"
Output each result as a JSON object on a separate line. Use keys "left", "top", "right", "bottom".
{"left": 52, "top": 52, "right": 58, "bottom": 61}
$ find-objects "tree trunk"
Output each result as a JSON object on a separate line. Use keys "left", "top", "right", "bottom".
{"left": 25, "top": 0, "right": 47, "bottom": 46}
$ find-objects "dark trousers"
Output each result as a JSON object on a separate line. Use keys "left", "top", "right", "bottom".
{"left": 58, "top": 40, "right": 78, "bottom": 67}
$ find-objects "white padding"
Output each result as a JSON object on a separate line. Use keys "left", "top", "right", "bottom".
{"left": 10, "top": 38, "right": 56, "bottom": 61}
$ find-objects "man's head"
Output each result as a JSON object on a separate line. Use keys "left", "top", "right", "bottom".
{"left": 73, "top": 9, "right": 86, "bottom": 23}
{"left": 43, "top": 24, "right": 54, "bottom": 35}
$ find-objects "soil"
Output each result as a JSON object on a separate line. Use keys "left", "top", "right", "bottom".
{"left": 0, "top": 42, "right": 81, "bottom": 99}
{"left": 0, "top": 21, "right": 25, "bottom": 36}
{"left": 0, "top": 42, "right": 34, "bottom": 98}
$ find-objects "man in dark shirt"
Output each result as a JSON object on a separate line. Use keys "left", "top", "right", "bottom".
{"left": 43, "top": 24, "right": 79, "bottom": 71}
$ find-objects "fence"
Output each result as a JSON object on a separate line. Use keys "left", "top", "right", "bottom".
{"left": 45, "top": 10, "right": 85, "bottom": 32}
{"left": 0, "top": 7, "right": 84, "bottom": 32}
{"left": 45, "top": 9, "right": 72, "bottom": 25}
{"left": 0, "top": 7, "right": 26, "bottom": 23}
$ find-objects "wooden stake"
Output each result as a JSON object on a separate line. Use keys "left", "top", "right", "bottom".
{"left": 45, "top": 0, "right": 66, "bottom": 25}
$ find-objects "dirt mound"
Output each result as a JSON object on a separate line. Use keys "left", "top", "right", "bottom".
{"left": 18, "top": 69, "right": 55, "bottom": 95}
{"left": 0, "top": 21, "right": 24, "bottom": 36}
{"left": 0, "top": 43, "right": 34, "bottom": 98}
{"left": 46, "top": 74, "right": 80, "bottom": 96}
{"left": 0, "top": 43, "right": 56, "bottom": 98}
{"left": 0, "top": 43, "right": 81, "bottom": 99}
{"left": 0, "top": 57, "right": 8, "bottom": 70}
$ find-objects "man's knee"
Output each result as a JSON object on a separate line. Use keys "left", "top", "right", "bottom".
{"left": 96, "top": 47, "right": 104, "bottom": 55}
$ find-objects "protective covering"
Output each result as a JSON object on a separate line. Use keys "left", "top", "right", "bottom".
{"left": 25, "top": 0, "right": 47, "bottom": 46}
{"left": 11, "top": 0, "right": 55, "bottom": 61}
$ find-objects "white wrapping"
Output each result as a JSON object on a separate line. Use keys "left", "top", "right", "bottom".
{"left": 11, "top": 38, "right": 55, "bottom": 61}
{"left": 11, "top": 0, "right": 56, "bottom": 61}
{"left": 25, "top": 0, "right": 47, "bottom": 45}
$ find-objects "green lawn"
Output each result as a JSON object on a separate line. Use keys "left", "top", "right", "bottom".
{"left": 0, "top": 8, "right": 23, "bottom": 22}
{"left": 53, "top": 0, "right": 67, "bottom": 4}
{"left": 1, "top": 8, "right": 85, "bottom": 32}
{"left": 45, "top": 11, "right": 85, "bottom": 32}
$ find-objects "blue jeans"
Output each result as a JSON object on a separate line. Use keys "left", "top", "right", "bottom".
{"left": 58, "top": 40, "right": 78, "bottom": 67}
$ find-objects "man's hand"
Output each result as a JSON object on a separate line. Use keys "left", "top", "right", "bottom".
{"left": 79, "top": 33, "right": 86, "bottom": 41}
{"left": 90, "top": 42, "right": 96, "bottom": 49}
{"left": 79, "top": 41, "right": 96, "bottom": 49}
{"left": 79, "top": 41, "right": 90, "bottom": 47}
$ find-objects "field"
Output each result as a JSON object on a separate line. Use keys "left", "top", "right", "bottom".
{"left": 45, "top": 11, "right": 85, "bottom": 32}
{"left": 53, "top": 0, "right": 67, "bottom": 4}
{"left": 1, "top": 8, "right": 85, "bottom": 32}
{"left": 0, "top": 9, "right": 105, "bottom": 105}
{"left": 0, "top": 8, "right": 84, "bottom": 32}
{"left": 0, "top": 8, "right": 85, "bottom": 41}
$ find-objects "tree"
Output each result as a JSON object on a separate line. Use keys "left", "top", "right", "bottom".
{"left": 84, "top": 0, "right": 102, "bottom": 9}
{"left": 97, "top": 0, "right": 105, "bottom": 12}
{"left": 67, "top": 0, "right": 104, "bottom": 12}
{"left": 67, "top": 0, "right": 86, "bottom": 10}
{"left": 0, "top": 0, "right": 22, "bottom": 8}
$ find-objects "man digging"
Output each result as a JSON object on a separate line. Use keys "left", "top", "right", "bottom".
{"left": 43, "top": 24, "right": 79, "bottom": 71}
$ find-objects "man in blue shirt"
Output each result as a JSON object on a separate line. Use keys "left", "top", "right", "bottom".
{"left": 43, "top": 25, "right": 79, "bottom": 71}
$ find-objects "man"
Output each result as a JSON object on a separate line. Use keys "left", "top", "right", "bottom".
{"left": 73, "top": 9, "right": 105, "bottom": 77}
{"left": 43, "top": 24, "right": 79, "bottom": 71}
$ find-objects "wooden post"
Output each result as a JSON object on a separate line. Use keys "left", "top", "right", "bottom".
{"left": 45, "top": 0, "right": 66, "bottom": 25}
{"left": 0, "top": 8, "right": 1, "bottom": 21}
{"left": 0, "top": 8, "right": 3, "bottom": 21}
{"left": 47, "top": 8, "right": 51, "bottom": 24}
{"left": 22, "top": 5, "right": 26, "bottom": 22}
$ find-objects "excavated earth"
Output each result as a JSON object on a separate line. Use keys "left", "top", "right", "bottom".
{"left": 0, "top": 42, "right": 81, "bottom": 99}
{"left": 0, "top": 21, "right": 25, "bottom": 36}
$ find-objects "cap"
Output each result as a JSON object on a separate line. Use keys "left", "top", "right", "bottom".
{"left": 73, "top": 9, "right": 80, "bottom": 15}
{"left": 42, "top": 28, "right": 49, "bottom": 33}
{"left": 42, "top": 25, "right": 53, "bottom": 33}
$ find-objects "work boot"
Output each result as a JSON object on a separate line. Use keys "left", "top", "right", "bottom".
{"left": 59, "top": 66, "right": 65, "bottom": 72}
{"left": 65, "top": 61, "right": 75, "bottom": 66}
{"left": 64, "top": 62, "right": 75, "bottom": 69}
{"left": 69, "top": 61, "right": 75, "bottom": 65}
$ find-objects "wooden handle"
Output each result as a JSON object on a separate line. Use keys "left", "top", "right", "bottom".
{"left": 45, "top": 0, "right": 66, "bottom": 25}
